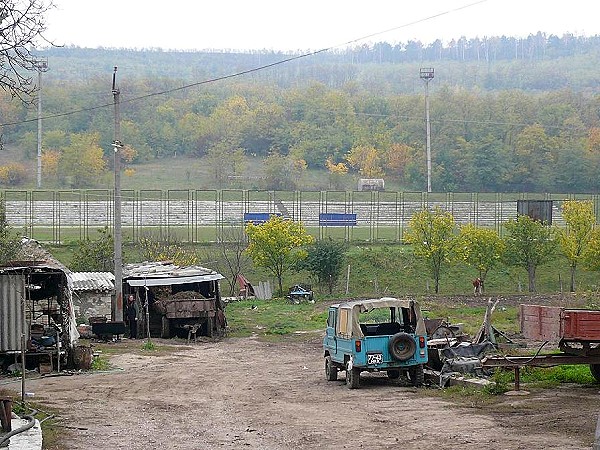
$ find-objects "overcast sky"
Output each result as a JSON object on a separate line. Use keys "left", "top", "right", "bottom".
{"left": 45, "top": 0, "right": 599, "bottom": 52}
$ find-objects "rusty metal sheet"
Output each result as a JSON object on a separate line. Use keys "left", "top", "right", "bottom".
{"left": 563, "top": 309, "right": 600, "bottom": 341}
{"left": 520, "top": 304, "right": 563, "bottom": 341}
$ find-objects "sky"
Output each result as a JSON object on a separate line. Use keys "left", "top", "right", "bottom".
{"left": 45, "top": 0, "right": 600, "bottom": 52}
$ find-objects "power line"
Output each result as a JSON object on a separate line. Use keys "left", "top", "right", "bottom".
{"left": 0, "top": 0, "right": 490, "bottom": 128}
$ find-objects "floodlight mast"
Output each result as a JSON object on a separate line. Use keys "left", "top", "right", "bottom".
{"left": 420, "top": 67, "right": 434, "bottom": 193}
{"left": 33, "top": 57, "right": 48, "bottom": 188}
{"left": 112, "top": 67, "right": 123, "bottom": 322}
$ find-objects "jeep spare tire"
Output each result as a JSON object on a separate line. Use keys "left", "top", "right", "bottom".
{"left": 388, "top": 332, "right": 416, "bottom": 361}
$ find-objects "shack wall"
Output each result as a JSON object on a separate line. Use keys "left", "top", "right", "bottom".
{"left": 73, "top": 292, "right": 112, "bottom": 321}
{"left": 0, "top": 274, "right": 26, "bottom": 352}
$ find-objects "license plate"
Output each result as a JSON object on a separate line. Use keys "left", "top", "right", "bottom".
{"left": 367, "top": 353, "right": 383, "bottom": 365}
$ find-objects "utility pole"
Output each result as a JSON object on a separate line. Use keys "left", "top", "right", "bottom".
{"left": 112, "top": 67, "right": 123, "bottom": 322}
{"left": 33, "top": 57, "right": 48, "bottom": 188}
{"left": 420, "top": 67, "right": 434, "bottom": 193}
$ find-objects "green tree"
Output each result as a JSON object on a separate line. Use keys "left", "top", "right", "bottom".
{"left": 245, "top": 215, "right": 314, "bottom": 296}
{"left": 263, "top": 151, "right": 304, "bottom": 190}
{"left": 583, "top": 228, "right": 600, "bottom": 272}
{"left": 404, "top": 207, "right": 455, "bottom": 294}
{"left": 559, "top": 200, "right": 596, "bottom": 291}
{"left": 0, "top": 197, "right": 21, "bottom": 264}
{"left": 71, "top": 227, "right": 114, "bottom": 272}
{"left": 456, "top": 224, "right": 505, "bottom": 291}
{"left": 503, "top": 215, "right": 557, "bottom": 292}
{"left": 302, "top": 238, "right": 348, "bottom": 294}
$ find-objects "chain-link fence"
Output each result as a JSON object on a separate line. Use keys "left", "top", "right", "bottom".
{"left": 2, "top": 189, "right": 599, "bottom": 244}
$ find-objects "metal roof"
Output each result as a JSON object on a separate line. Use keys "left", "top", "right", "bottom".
{"left": 71, "top": 272, "right": 115, "bottom": 292}
{"left": 123, "top": 261, "right": 221, "bottom": 280}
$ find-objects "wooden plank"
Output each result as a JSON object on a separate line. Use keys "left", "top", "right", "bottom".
{"left": 563, "top": 310, "right": 600, "bottom": 340}
{"left": 520, "top": 304, "right": 563, "bottom": 341}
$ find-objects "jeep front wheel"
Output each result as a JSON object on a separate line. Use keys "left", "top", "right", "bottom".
{"left": 591, "top": 364, "right": 600, "bottom": 382}
{"left": 325, "top": 356, "right": 338, "bottom": 381}
{"left": 346, "top": 362, "right": 360, "bottom": 389}
{"left": 388, "top": 332, "right": 416, "bottom": 361}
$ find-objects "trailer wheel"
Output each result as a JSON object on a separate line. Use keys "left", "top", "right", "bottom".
{"left": 388, "top": 332, "right": 416, "bottom": 361}
{"left": 408, "top": 364, "right": 424, "bottom": 387}
{"left": 591, "top": 364, "right": 600, "bottom": 382}
{"left": 325, "top": 356, "right": 338, "bottom": 381}
{"left": 346, "top": 362, "right": 360, "bottom": 389}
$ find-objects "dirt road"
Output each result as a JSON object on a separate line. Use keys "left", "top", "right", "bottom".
{"left": 8, "top": 335, "right": 600, "bottom": 450}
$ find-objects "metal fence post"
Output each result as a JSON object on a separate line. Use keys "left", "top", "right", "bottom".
{"left": 594, "top": 413, "right": 600, "bottom": 450}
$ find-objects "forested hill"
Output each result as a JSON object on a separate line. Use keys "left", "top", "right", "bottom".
{"left": 1, "top": 33, "right": 599, "bottom": 194}
{"left": 38, "top": 32, "right": 600, "bottom": 93}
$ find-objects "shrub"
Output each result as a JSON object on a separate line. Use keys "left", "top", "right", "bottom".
{"left": 0, "top": 163, "right": 27, "bottom": 186}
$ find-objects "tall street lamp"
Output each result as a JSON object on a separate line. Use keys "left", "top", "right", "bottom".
{"left": 33, "top": 57, "right": 48, "bottom": 188}
{"left": 420, "top": 67, "right": 434, "bottom": 193}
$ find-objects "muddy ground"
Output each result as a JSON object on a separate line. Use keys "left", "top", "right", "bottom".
{"left": 4, "top": 329, "right": 599, "bottom": 450}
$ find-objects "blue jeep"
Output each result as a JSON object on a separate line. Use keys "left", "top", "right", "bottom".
{"left": 323, "top": 297, "right": 428, "bottom": 389}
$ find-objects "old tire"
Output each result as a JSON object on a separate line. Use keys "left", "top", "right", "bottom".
{"left": 346, "top": 363, "right": 360, "bottom": 389}
{"left": 325, "top": 356, "right": 338, "bottom": 381}
{"left": 387, "top": 369, "right": 400, "bottom": 379}
{"left": 591, "top": 364, "right": 600, "bottom": 382}
{"left": 408, "top": 364, "right": 424, "bottom": 387}
{"left": 389, "top": 332, "right": 416, "bottom": 361}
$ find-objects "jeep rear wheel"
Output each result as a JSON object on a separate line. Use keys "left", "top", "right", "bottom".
{"left": 346, "top": 363, "right": 360, "bottom": 389}
{"left": 408, "top": 364, "right": 424, "bottom": 387}
{"left": 388, "top": 332, "right": 416, "bottom": 361}
{"left": 325, "top": 356, "right": 338, "bottom": 381}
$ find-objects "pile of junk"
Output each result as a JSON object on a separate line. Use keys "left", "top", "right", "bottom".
{"left": 424, "top": 299, "right": 519, "bottom": 387}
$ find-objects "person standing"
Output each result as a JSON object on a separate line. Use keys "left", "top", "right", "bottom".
{"left": 126, "top": 295, "right": 138, "bottom": 339}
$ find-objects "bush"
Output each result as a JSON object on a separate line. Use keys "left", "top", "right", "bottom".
{"left": 0, "top": 163, "right": 27, "bottom": 186}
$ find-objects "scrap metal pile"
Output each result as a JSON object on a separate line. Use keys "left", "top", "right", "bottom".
{"left": 425, "top": 299, "right": 515, "bottom": 387}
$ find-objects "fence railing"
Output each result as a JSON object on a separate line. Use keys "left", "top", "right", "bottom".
{"left": 2, "top": 189, "right": 599, "bottom": 244}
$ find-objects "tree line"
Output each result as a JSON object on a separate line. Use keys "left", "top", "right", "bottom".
{"left": 1, "top": 77, "right": 599, "bottom": 193}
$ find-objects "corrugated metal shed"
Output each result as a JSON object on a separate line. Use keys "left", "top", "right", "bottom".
{"left": 0, "top": 274, "right": 25, "bottom": 352}
{"left": 0, "top": 238, "right": 79, "bottom": 352}
{"left": 71, "top": 272, "right": 115, "bottom": 292}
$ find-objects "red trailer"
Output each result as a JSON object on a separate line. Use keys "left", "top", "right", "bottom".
{"left": 520, "top": 304, "right": 600, "bottom": 381}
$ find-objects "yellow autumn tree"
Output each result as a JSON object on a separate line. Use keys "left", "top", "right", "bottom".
{"left": 245, "top": 215, "right": 314, "bottom": 296}
{"left": 385, "top": 143, "right": 418, "bottom": 182}
{"left": 559, "top": 200, "right": 596, "bottom": 292}
{"left": 41, "top": 149, "right": 60, "bottom": 179}
{"left": 57, "top": 132, "right": 107, "bottom": 188}
{"left": 346, "top": 145, "right": 384, "bottom": 178}
{"left": 325, "top": 157, "right": 348, "bottom": 189}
